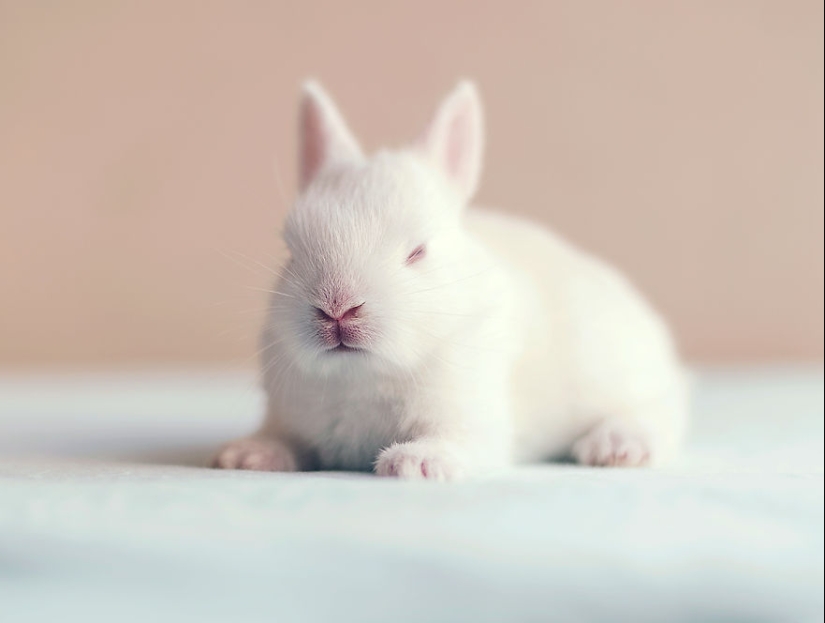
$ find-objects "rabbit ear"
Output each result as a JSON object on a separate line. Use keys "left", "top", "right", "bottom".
{"left": 416, "top": 80, "right": 484, "bottom": 203}
{"left": 298, "top": 80, "right": 364, "bottom": 191}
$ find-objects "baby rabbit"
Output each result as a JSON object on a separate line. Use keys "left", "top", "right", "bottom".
{"left": 213, "top": 80, "right": 688, "bottom": 480}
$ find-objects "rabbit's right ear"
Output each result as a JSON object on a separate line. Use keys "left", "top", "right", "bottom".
{"left": 298, "top": 81, "right": 364, "bottom": 191}
{"left": 415, "top": 81, "right": 484, "bottom": 204}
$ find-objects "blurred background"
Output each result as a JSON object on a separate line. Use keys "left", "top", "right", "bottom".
{"left": 1, "top": 0, "right": 822, "bottom": 369}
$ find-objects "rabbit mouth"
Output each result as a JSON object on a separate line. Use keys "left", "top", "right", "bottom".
{"left": 329, "top": 343, "right": 363, "bottom": 354}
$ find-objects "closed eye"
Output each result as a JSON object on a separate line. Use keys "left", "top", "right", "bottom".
{"left": 406, "top": 244, "right": 426, "bottom": 265}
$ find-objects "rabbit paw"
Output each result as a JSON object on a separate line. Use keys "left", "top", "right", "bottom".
{"left": 572, "top": 421, "right": 651, "bottom": 467}
{"left": 375, "top": 441, "right": 465, "bottom": 481}
{"left": 212, "top": 437, "right": 297, "bottom": 472}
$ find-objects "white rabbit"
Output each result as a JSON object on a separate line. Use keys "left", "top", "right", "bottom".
{"left": 213, "top": 80, "right": 688, "bottom": 480}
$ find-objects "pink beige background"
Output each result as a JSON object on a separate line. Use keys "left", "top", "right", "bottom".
{"left": 1, "top": 1, "right": 822, "bottom": 367}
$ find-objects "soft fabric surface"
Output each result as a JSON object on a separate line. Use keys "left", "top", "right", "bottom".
{"left": 0, "top": 367, "right": 822, "bottom": 623}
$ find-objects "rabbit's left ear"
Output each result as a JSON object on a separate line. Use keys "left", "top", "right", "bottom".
{"left": 416, "top": 81, "right": 484, "bottom": 203}
{"left": 298, "top": 80, "right": 364, "bottom": 191}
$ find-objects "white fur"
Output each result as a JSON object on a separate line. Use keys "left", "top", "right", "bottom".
{"left": 214, "top": 80, "right": 688, "bottom": 479}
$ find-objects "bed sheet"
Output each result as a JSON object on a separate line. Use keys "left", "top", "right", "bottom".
{"left": 0, "top": 367, "right": 822, "bottom": 622}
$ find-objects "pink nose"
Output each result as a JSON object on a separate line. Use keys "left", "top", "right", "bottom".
{"left": 315, "top": 303, "right": 363, "bottom": 324}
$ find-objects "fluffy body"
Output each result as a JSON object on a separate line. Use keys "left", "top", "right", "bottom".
{"left": 214, "top": 81, "right": 688, "bottom": 479}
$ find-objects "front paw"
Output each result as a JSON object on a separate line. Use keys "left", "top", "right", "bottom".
{"left": 572, "top": 421, "right": 652, "bottom": 467}
{"left": 375, "top": 441, "right": 465, "bottom": 481}
{"left": 212, "top": 437, "right": 297, "bottom": 472}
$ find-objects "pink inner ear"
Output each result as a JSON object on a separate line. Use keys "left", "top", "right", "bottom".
{"left": 444, "top": 112, "right": 472, "bottom": 186}
{"left": 419, "top": 82, "right": 483, "bottom": 202}
{"left": 300, "top": 102, "right": 327, "bottom": 190}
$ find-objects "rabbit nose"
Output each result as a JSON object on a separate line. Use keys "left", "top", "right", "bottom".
{"left": 315, "top": 303, "right": 364, "bottom": 324}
